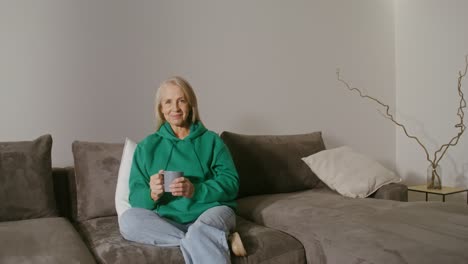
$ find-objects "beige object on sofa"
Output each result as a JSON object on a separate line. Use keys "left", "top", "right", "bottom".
{"left": 302, "top": 145, "right": 402, "bottom": 198}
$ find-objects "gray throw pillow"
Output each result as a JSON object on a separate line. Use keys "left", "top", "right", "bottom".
{"left": 220, "top": 131, "right": 326, "bottom": 198}
{"left": 0, "top": 135, "right": 57, "bottom": 221}
{"left": 72, "top": 141, "right": 123, "bottom": 222}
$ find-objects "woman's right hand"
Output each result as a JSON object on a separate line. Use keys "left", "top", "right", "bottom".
{"left": 149, "top": 170, "right": 164, "bottom": 202}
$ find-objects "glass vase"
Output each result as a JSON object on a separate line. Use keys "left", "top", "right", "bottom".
{"left": 427, "top": 164, "right": 442, "bottom": 190}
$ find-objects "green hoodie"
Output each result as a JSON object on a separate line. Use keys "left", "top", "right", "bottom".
{"left": 129, "top": 121, "right": 239, "bottom": 224}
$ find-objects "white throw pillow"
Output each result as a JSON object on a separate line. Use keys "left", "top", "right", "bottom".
{"left": 115, "top": 138, "right": 136, "bottom": 217}
{"left": 301, "top": 146, "right": 401, "bottom": 198}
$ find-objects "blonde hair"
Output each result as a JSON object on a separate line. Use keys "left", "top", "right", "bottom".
{"left": 154, "top": 76, "right": 202, "bottom": 130}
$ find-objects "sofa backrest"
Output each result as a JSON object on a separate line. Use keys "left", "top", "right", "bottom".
{"left": 220, "top": 131, "right": 326, "bottom": 198}
{"left": 0, "top": 135, "right": 58, "bottom": 222}
{"left": 50, "top": 131, "right": 327, "bottom": 221}
{"left": 72, "top": 141, "right": 124, "bottom": 222}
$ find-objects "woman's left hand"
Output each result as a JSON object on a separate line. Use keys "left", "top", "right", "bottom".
{"left": 170, "top": 177, "right": 194, "bottom": 198}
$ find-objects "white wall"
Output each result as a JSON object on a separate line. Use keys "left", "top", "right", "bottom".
{"left": 0, "top": 0, "right": 396, "bottom": 168}
{"left": 396, "top": 0, "right": 468, "bottom": 190}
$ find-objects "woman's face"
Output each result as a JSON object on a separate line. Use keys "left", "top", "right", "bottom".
{"left": 160, "top": 83, "right": 190, "bottom": 128}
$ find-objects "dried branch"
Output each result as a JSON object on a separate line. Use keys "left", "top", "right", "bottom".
{"left": 337, "top": 55, "right": 467, "bottom": 189}
{"left": 336, "top": 69, "right": 432, "bottom": 164}
{"left": 433, "top": 55, "right": 467, "bottom": 165}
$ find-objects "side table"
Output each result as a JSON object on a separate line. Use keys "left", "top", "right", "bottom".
{"left": 407, "top": 185, "right": 468, "bottom": 204}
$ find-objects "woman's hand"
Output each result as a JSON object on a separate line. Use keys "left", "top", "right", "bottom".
{"left": 170, "top": 177, "right": 194, "bottom": 198}
{"left": 149, "top": 170, "right": 164, "bottom": 201}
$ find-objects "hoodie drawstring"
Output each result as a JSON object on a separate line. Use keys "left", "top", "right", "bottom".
{"left": 190, "top": 140, "right": 206, "bottom": 176}
{"left": 164, "top": 143, "right": 175, "bottom": 171}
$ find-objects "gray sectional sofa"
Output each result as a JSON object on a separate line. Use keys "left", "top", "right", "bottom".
{"left": 1, "top": 132, "right": 468, "bottom": 264}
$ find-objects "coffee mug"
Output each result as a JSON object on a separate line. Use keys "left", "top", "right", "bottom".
{"left": 163, "top": 171, "right": 184, "bottom": 192}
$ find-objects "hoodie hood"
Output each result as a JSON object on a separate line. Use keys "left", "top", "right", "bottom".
{"left": 155, "top": 121, "right": 208, "bottom": 174}
{"left": 157, "top": 121, "right": 207, "bottom": 142}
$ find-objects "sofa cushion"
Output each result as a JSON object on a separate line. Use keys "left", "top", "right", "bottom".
{"left": 369, "top": 182, "right": 408, "bottom": 201}
{"left": 302, "top": 146, "right": 401, "bottom": 198}
{"left": 220, "top": 131, "right": 325, "bottom": 198}
{"left": 237, "top": 189, "right": 468, "bottom": 264}
{"left": 115, "top": 138, "right": 136, "bottom": 217}
{"left": 234, "top": 216, "right": 306, "bottom": 263}
{"left": 78, "top": 216, "right": 184, "bottom": 264}
{"left": 0, "top": 217, "right": 95, "bottom": 264}
{"left": 0, "top": 135, "right": 57, "bottom": 221}
{"left": 72, "top": 141, "right": 124, "bottom": 222}
{"left": 77, "top": 215, "right": 305, "bottom": 264}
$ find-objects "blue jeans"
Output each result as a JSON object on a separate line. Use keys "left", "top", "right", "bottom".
{"left": 119, "top": 206, "right": 236, "bottom": 264}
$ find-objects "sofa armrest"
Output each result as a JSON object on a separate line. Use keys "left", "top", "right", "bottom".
{"left": 369, "top": 183, "right": 408, "bottom": 202}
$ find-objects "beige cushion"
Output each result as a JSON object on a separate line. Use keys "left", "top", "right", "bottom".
{"left": 115, "top": 138, "right": 136, "bottom": 217}
{"left": 0, "top": 135, "right": 57, "bottom": 221}
{"left": 72, "top": 141, "right": 123, "bottom": 222}
{"left": 221, "top": 131, "right": 325, "bottom": 198}
{"left": 301, "top": 146, "right": 401, "bottom": 198}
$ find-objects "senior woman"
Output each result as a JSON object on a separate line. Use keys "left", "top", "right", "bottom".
{"left": 119, "top": 76, "right": 246, "bottom": 263}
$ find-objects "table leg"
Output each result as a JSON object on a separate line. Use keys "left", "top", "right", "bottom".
{"left": 443, "top": 195, "right": 446, "bottom": 202}
{"left": 425, "top": 193, "right": 428, "bottom": 201}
